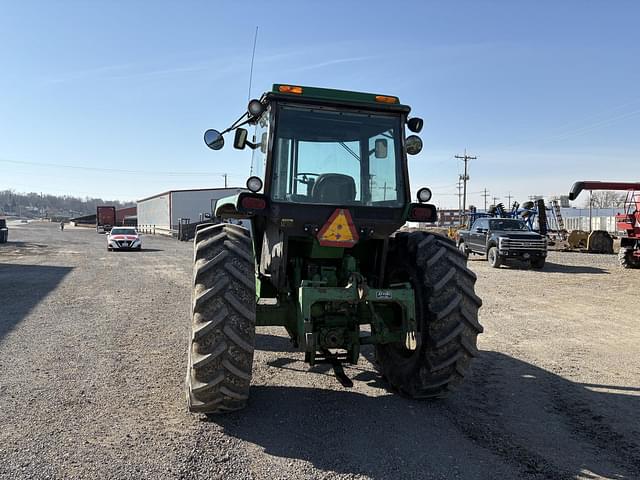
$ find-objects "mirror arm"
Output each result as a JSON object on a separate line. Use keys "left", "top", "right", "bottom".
{"left": 221, "top": 112, "right": 251, "bottom": 135}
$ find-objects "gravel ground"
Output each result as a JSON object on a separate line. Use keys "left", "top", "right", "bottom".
{"left": 0, "top": 222, "right": 639, "bottom": 480}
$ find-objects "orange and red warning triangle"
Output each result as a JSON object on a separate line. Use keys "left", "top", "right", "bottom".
{"left": 317, "top": 208, "right": 359, "bottom": 247}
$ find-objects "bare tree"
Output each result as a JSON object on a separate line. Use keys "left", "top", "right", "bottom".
{"left": 582, "top": 191, "right": 626, "bottom": 209}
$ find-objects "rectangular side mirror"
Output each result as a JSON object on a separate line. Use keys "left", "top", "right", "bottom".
{"left": 374, "top": 138, "right": 388, "bottom": 159}
{"left": 234, "top": 128, "right": 248, "bottom": 150}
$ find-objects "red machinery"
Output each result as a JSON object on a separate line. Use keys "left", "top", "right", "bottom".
{"left": 569, "top": 181, "right": 640, "bottom": 268}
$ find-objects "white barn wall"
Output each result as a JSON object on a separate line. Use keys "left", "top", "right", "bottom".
{"left": 170, "top": 188, "right": 243, "bottom": 228}
{"left": 137, "top": 193, "right": 170, "bottom": 230}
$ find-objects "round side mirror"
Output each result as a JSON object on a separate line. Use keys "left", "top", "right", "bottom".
{"left": 248, "top": 99, "right": 265, "bottom": 117}
{"left": 204, "top": 129, "right": 224, "bottom": 150}
{"left": 407, "top": 117, "right": 424, "bottom": 133}
{"left": 405, "top": 135, "right": 423, "bottom": 155}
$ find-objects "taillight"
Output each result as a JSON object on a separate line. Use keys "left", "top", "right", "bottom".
{"left": 408, "top": 204, "right": 437, "bottom": 222}
{"left": 241, "top": 196, "right": 266, "bottom": 210}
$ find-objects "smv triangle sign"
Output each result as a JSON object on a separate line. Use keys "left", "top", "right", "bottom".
{"left": 317, "top": 208, "right": 359, "bottom": 247}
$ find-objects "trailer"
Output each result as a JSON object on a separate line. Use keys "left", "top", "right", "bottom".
{"left": 96, "top": 206, "right": 116, "bottom": 233}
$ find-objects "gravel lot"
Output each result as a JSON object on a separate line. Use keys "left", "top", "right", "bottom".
{"left": 1, "top": 222, "right": 639, "bottom": 480}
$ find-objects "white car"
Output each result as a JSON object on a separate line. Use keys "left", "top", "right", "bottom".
{"left": 107, "top": 227, "right": 142, "bottom": 251}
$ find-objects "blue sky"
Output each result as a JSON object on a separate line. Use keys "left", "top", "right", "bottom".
{"left": 1, "top": 1, "right": 639, "bottom": 208}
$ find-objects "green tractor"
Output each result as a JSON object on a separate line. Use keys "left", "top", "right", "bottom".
{"left": 187, "top": 84, "right": 483, "bottom": 413}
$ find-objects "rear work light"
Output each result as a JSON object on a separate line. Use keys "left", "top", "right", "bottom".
{"left": 241, "top": 196, "right": 267, "bottom": 211}
{"left": 278, "top": 85, "right": 303, "bottom": 94}
{"left": 375, "top": 95, "right": 398, "bottom": 104}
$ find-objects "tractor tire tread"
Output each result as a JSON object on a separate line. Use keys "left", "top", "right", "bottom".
{"left": 186, "top": 223, "right": 256, "bottom": 414}
{"left": 375, "top": 232, "right": 482, "bottom": 399}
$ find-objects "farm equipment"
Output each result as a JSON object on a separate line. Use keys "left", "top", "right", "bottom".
{"left": 467, "top": 199, "right": 550, "bottom": 234}
{"left": 187, "top": 84, "right": 483, "bottom": 413}
{"left": 569, "top": 181, "right": 640, "bottom": 267}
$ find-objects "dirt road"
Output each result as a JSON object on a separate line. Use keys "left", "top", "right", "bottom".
{"left": 1, "top": 222, "right": 638, "bottom": 479}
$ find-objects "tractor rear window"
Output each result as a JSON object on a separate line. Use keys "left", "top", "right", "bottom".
{"left": 270, "top": 105, "right": 405, "bottom": 207}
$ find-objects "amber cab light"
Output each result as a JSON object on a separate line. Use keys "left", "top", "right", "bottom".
{"left": 241, "top": 196, "right": 267, "bottom": 210}
{"left": 375, "top": 95, "right": 398, "bottom": 104}
{"left": 278, "top": 85, "right": 303, "bottom": 94}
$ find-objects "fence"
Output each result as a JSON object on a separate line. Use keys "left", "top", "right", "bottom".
{"left": 137, "top": 225, "right": 178, "bottom": 237}
{"left": 564, "top": 216, "right": 620, "bottom": 233}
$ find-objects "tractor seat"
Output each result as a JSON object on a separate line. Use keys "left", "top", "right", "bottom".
{"left": 311, "top": 174, "right": 356, "bottom": 204}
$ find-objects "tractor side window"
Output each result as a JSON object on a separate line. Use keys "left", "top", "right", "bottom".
{"left": 251, "top": 109, "right": 269, "bottom": 181}
{"left": 368, "top": 130, "right": 397, "bottom": 204}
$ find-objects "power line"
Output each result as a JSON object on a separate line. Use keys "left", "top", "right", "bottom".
{"left": 0, "top": 157, "right": 239, "bottom": 177}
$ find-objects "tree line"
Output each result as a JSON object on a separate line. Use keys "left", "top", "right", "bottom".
{"left": 583, "top": 191, "right": 630, "bottom": 209}
{"left": 0, "top": 190, "right": 133, "bottom": 217}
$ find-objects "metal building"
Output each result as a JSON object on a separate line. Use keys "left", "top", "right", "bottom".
{"left": 137, "top": 188, "right": 243, "bottom": 233}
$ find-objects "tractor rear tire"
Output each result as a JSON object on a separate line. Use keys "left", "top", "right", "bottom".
{"left": 619, "top": 247, "right": 640, "bottom": 269}
{"left": 375, "top": 232, "right": 483, "bottom": 398}
{"left": 186, "top": 223, "right": 256, "bottom": 414}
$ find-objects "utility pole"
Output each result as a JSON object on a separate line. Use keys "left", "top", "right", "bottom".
{"left": 492, "top": 196, "right": 500, "bottom": 206}
{"left": 481, "top": 188, "right": 490, "bottom": 212}
{"left": 589, "top": 190, "right": 593, "bottom": 232}
{"left": 222, "top": 173, "right": 228, "bottom": 188}
{"left": 456, "top": 178, "right": 462, "bottom": 224}
{"left": 455, "top": 150, "right": 477, "bottom": 223}
{"left": 506, "top": 192, "right": 513, "bottom": 207}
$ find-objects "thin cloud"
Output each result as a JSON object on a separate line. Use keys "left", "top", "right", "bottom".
{"left": 287, "top": 56, "right": 376, "bottom": 73}
{"left": 43, "top": 63, "right": 133, "bottom": 84}
{"left": 43, "top": 60, "right": 225, "bottom": 85}
{"left": 107, "top": 63, "right": 211, "bottom": 80}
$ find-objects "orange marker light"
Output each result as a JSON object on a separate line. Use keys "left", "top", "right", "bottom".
{"left": 374, "top": 95, "right": 398, "bottom": 104}
{"left": 278, "top": 85, "right": 303, "bottom": 94}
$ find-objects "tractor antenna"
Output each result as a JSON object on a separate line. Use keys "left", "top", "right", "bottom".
{"left": 247, "top": 26, "right": 259, "bottom": 103}
{"left": 248, "top": 26, "right": 259, "bottom": 176}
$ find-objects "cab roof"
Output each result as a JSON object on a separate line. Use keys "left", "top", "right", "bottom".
{"left": 266, "top": 84, "right": 411, "bottom": 113}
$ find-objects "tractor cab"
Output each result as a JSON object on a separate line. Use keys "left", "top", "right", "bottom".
{"left": 204, "top": 85, "right": 432, "bottom": 228}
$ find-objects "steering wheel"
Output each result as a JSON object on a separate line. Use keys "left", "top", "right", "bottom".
{"left": 295, "top": 172, "right": 320, "bottom": 184}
